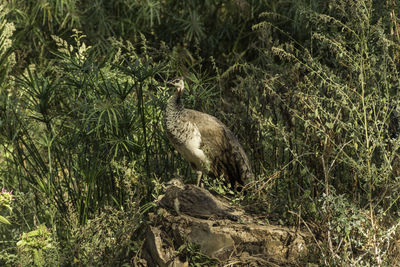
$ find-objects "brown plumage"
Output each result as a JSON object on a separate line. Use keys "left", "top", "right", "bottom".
{"left": 159, "top": 179, "right": 238, "bottom": 220}
{"left": 164, "top": 78, "right": 253, "bottom": 188}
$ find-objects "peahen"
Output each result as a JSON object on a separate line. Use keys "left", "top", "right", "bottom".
{"left": 164, "top": 78, "right": 253, "bottom": 189}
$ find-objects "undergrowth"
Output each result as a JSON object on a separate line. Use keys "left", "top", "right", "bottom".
{"left": 0, "top": 0, "right": 399, "bottom": 266}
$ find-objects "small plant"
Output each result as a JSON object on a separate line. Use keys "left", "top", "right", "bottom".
{"left": 16, "top": 224, "right": 59, "bottom": 267}
{"left": 0, "top": 188, "right": 13, "bottom": 225}
{"left": 69, "top": 205, "right": 145, "bottom": 266}
{"left": 177, "top": 242, "right": 218, "bottom": 267}
{"left": 203, "top": 176, "right": 235, "bottom": 196}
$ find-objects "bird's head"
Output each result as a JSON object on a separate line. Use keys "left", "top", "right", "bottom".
{"left": 167, "top": 77, "right": 185, "bottom": 95}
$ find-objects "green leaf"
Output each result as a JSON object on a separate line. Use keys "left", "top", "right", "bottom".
{"left": 16, "top": 240, "right": 26, "bottom": 247}
{"left": 0, "top": 215, "right": 10, "bottom": 225}
{"left": 26, "top": 229, "right": 41, "bottom": 237}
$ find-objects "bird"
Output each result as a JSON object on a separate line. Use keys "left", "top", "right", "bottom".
{"left": 164, "top": 77, "right": 253, "bottom": 189}
{"left": 159, "top": 178, "right": 238, "bottom": 221}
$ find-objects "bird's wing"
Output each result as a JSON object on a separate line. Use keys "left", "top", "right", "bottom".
{"left": 184, "top": 109, "right": 253, "bottom": 186}
{"left": 184, "top": 109, "right": 228, "bottom": 153}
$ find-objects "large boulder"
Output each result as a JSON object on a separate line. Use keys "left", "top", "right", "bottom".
{"left": 143, "top": 179, "right": 311, "bottom": 266}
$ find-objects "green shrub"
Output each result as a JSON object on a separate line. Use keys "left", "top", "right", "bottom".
{"left": 16, "top": 224, "right": 59, "bottom": 267}
{"left": 250, "top": 0, "right": 400, "bottom": 264}
{"left": 0, "top": 188, "right": 13, "bottom": 225}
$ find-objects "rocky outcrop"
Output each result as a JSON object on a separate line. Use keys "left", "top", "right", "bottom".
{"left": 142, "top": 180, "right": 311, "bottom": 266}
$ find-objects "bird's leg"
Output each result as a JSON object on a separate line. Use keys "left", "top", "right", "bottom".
{"left": 196, "top": 171, "right": 203, "bottom": 187}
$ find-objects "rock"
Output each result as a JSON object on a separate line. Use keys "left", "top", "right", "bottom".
{"left": 144, "top": 226, "right": 187, "bottom": 267}
{"left": 143, "top": 179, "right": 311, "bottom": 266}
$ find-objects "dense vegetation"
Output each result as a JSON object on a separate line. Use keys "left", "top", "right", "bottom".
{"left": 0, "top": 0, "right": 399, "bottom": 265}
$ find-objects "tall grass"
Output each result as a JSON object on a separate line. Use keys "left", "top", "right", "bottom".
{"left": 250, "top": 0, "right": 400, "bottom": 264}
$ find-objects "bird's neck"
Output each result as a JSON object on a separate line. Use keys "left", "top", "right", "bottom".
{"left": 165, "top": 91, "right": 186, "bottom": 144}
{"left": 166, "top": 91, "right": 184, "bottom": 115}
